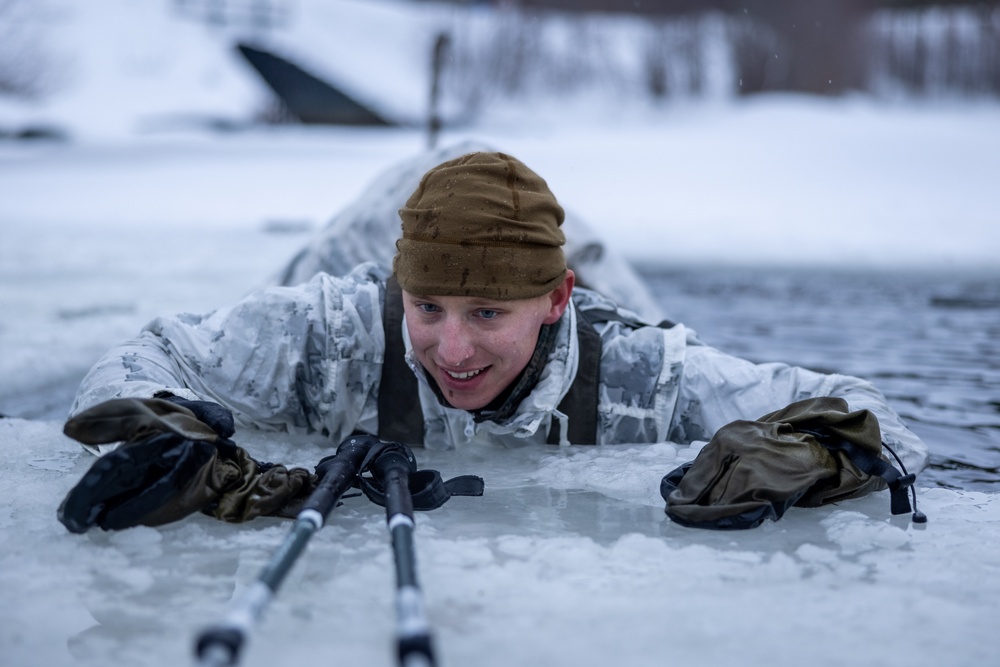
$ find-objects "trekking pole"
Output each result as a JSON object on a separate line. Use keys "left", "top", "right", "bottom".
{"left": 193, "top": 435, "right": 378, "bottom": 667}
{"left": 368, "top": 443, "right": 437, "bottom": 667}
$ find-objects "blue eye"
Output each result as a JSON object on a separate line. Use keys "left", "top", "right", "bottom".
{"left": 418, "top": 303, "right": 440, "bottom": 314}
{"left": 478, "top": 309, "right": 498, "bottom": 320}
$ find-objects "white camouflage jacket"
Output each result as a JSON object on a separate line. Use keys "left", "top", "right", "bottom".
{"left": 71, "top": 262, "right": 929, "bottom": 474}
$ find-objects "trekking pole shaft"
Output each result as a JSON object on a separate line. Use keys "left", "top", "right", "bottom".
{"left": 390, "top": 517, "right": 435, "bottom": 667}
{"left": 391, "top": 517, "right": 420, "bottom": 588}
{"left": 194, "top": 515, "right": 318, "bottom": 667}
{"left": 375, "top": 452, "right": 436, "bottom": 667}
{"left": 193, "top": 436, "right": 375, "bottom": 667}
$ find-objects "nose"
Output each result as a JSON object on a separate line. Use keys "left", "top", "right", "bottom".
{"left": 436, "top": 315, "right": 476, "bottom": 367}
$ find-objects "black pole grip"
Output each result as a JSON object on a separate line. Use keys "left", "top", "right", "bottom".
{"left": 302, "top": 435, "right": 378, "bottom": 519}
{"left": 370, "top": 447, "right": 416, "bottom": 520}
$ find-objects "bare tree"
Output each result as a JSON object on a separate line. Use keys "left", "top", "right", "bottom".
{"left": 730, "top": 0, "right": 874, "bottom": 96}
{"left": 0, "top": 0, "right": 64, "bottom": 99}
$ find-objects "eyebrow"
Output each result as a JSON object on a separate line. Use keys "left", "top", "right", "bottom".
{"left": 409, "top": 294, "right": 505, "bottom": 309}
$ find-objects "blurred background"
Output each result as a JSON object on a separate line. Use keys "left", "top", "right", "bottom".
{"left": 3, "top": 0, "right": 1000, "bottom": 135}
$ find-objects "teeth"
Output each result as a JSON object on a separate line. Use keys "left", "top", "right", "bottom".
{"left": 447, "top": 368, "right": 482, "bottom": 380}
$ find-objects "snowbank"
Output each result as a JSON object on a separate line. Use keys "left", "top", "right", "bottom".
{"left": 0, "top": 0, "right": 265, "bottom": 138}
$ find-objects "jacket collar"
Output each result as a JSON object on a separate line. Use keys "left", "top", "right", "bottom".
{"left": 402, "top": 300, "right": 580, "bottom": 439}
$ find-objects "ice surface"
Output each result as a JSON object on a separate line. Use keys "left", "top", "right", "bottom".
{"left": 2, "top": 422, "right": 999, "bottom": 667}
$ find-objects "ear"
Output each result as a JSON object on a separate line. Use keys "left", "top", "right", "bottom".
{"left": 542, "top": 270, "right": 576, "bottom": 325}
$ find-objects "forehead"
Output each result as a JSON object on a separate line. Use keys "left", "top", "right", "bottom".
{"left": 402, "top": 291, "right": 538, "bottom": 310}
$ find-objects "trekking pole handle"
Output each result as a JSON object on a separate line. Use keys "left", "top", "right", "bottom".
{"left": 304, "top": 436, "right": 377, "bottom": 521}
{"left": 369, "top": 447, "right": 416, "bottom": 521}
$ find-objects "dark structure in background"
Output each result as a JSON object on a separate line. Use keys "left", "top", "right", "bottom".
{"left": 167, "top": 0, "right": 1000, "bottom": 132}
{"left": 174, "top": 0, "right": 1000, "bottom": 107}
{"left": 462, "top": 0, "right": 1000, "bottom": 97}
{"left": 229, "top": 1, "right": 998, "bottom": 131}
{"left": 427, "top": 33, "right": 451, "bottom": 148}
{"left": 236, "top": 44, "right": 391, "bottom": 125}
{"left": 725, "top": 1, "right": 873, "bottom": 95}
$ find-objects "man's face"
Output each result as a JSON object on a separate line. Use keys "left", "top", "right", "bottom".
{"left": 402, "top": 285, "right": 570, "bottom": 411}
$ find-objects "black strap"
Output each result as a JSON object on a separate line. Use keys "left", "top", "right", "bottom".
{"left": 359, "top": 468, "right": 485, "bottom": 511}
{"left": 547, "top": 313, "right": 601, "bottom": 444}
{"left": 377, "top": 276, "right": 424, "bottom": 445}
{"left": 545, "top": 307, "right": 673, "bottom": 444}
{"left": 345, "top": 438, "right": 485, "bottom": 511}
{"left": 800, "top": 428, "right": 914, "bottom": 516}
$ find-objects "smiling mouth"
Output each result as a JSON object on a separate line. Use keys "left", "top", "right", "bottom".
{"left": 446, "top": 368, "right": 484, "bottom": 380}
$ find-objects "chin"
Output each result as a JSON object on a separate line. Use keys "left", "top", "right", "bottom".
{"left": 446, "top": 393, "right": 493, "bottom": 411}
{"left": 436, "top": 379, "right": 499, "bottom": 411}
{"left": 431, "top": 367, "right": 502, "bottom": 411}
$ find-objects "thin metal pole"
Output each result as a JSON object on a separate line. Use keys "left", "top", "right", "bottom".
{"left": 427, "top": 32, "right": 450, "bottom": 150}
{"left": 372, "top": 447, "right": 437, "bottom": 667}
{"left": 193, "top": 436, "right": 375, "bottom": 667}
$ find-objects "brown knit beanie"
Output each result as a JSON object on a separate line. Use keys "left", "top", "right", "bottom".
{"left": 393, "top": 151, "right": 567, "bottom": 300}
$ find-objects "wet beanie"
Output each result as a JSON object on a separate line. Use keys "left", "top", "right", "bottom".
{"left": 393, "top": 151, "right": 567, "bottom": 300}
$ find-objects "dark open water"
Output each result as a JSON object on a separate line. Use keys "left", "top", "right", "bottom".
{"left": 638, "top": 265, "right": 1000, "bottom": 491}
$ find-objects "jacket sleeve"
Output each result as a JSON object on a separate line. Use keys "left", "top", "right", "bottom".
{"left": 675, "top": 343, "right": 930, "bottom": 475}
{"left": 71, "top": 266, "right": 387, "bottom": 444}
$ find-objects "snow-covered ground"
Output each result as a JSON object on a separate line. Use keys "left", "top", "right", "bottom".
{"left": 2, "top": 1, "right": 1000, "bottom": 666}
